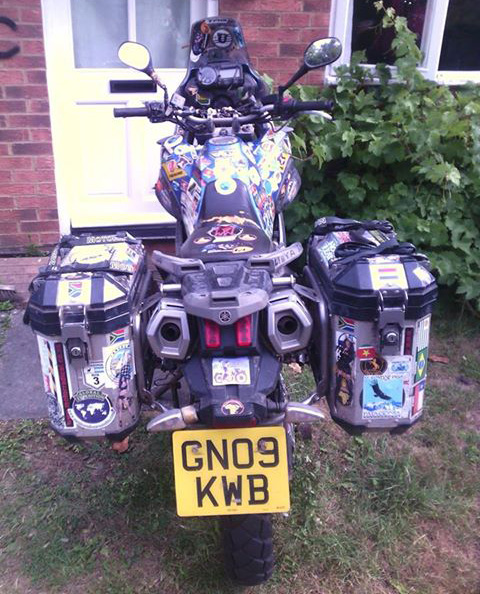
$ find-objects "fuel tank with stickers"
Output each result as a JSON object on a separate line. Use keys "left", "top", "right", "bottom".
{"left": 25, "top": 233, "right": 149, "bottom": 441}
{"left": 154, "top": 129, "right": 301, "bottom": 238}
{"left": 304, "top": 217, "right": 437, "bottom": 435}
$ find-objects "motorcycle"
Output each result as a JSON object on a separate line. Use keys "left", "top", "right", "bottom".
{"left": 26, "top": 17, "right": 436, "bottom": 586}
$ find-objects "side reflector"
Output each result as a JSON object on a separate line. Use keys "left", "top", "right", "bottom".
{"left": 235, "top": 315, "right": 252, "bottom": 347}
{"left": 205, "top": 319, "right": 221, "bottom": 348}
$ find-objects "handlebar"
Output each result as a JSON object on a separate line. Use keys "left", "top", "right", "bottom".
{"left": 275, "top": 99, "right": 335, "bottom": 114}
{"left": 113, "top": 106, "right": 150, "bottom": 118}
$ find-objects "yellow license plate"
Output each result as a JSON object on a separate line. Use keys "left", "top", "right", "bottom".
{"left": 172, "top": 427, "right": 290, "bottom": 517}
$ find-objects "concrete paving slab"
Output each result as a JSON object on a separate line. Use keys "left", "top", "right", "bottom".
{"left": 0, "top": 309, "right": 47, "bottom": 420}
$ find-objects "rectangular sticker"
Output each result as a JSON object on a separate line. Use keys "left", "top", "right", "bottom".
{"left": 412, "top": 380, "right": 426, "bottom": 415}
{"left": 370, "top": 262, "right": 408, "bottom": 290}
{"left": 415, "top": 315, "right": 431, "bottom": 351}
{"left": 56, "top": 278, "right": 91, "bottom": 306}
{"left": 415, "top": 347, "right": 428, "bottom": 383}
{"left": 335, "top": 329, "right": 356, "bottom": 406}
{"left": 362, "top": 374, "right": 408, "bottom": 419}
{"left": 212, "top": 357, "right": 251, "bottom": 386}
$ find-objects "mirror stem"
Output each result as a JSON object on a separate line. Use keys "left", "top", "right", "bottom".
{"left": 278, "top": 63, "right": 309, "bottom": 102}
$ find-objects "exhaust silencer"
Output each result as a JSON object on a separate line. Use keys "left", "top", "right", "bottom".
{"left": 267, "top": 289, "right": 313, "bottom": 354}
{"left": 146, "top": 297, "right": 190, "bottom": 359}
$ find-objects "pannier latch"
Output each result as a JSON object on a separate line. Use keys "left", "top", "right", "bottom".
{"left": 59, "top": 305, "right": 90, "bottom": 366}
{"left": 377, "top": 288, "right": 408, "bottom": 356}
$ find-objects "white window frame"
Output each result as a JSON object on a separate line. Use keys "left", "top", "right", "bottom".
{"left": 327, "top": 0, "right": 480, "bottom": 85}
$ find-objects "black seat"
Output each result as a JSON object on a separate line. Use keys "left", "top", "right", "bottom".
{"left": 180, "top": 219, "right": 272, "bottom": 261}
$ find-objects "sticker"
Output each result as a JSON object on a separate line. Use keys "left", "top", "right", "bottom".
{"left": 239, "top": 233, "right": 256, "bottom": 242}
{"left": 413, "top": 266, "right": 433, "bottom": 286}
{"left": 412, "top": 380, "right": 426, "bottom": 415}
{"left": 221, "top": 399, "right": 245, "bottom": 415}
{"left": 317, "top": 237, "right": 339, "bottom": 267}
{"left": 362, "top": 376, "right": 405, "bottom": 419}
{"left": 57, "top": 278, "right": 91, "bottom": 305}
{"left": 110, "top": 328, "right": 127, "bottom": 345}
{"left": 415, "top": 316, "right": 430, "bottom": 351}
{"left": 338, "top": 317, "right": 355, "bottom": 332}
{"left": 212, "top": 29, "right": 232, "bottom": 49}
{"left": 335, "top": 332, "right": 356, "bottom": 406}
{"left": 209, "top": 224, "right": 241, "bottom": 240}
{"left": 370, "top": 263, "right": 408, "bottom": 290}
{"left": 163, "top": 160, "right": 185, "bottom": 181}
{"left": 212, "top": 357, "right": 251, "bottom": 386}
{"left": 83, "top": 361, "right": 107, "bottom": 390}
{"left": 194, "top": 236, "right": 211, "bottom": 245}
{"left": 389, "top": 356, "right": 411, "bottom": 373}
{"left": 103, "top": 342, "right": 133, "bottom": 387}
{"left": 200, "top": 20, "right": 210, "bottom": 34}
{"left": 415, "top": 348, "right": 428, "bottom": 382}
{"left": 357, "top": 346, "right": 377, "bottom": 360}
{"left": 334, "top": 231, "right": 351, "bottom": 243}
{"left": 63, "top": 245, "right": 112, "bottom": 266}
{"left": 215, "top": 178, "right": 237, "bottom": 195}
{"left": 403, "top": 327, "right": 414, "bottom": 355}
{"left": 232, "top": 246, "right": 253, "bottom": 253}
{"left": 360, "top": 356, "right": 387, "bottom": 375}
{"left": 37, "top": 337, "right": 64, "bottom": 428}
{"left": 71, "top": 390, "right": 115, "bottom": 429}
{"left": 218, "top": 310, "right": 231, "bottom": 323}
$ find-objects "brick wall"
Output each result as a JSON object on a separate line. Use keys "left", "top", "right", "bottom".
{"left": 220, "top": 0, "right": 332, "bottom": 85}
{"left": 0, "top": 0, "right": 58, "bottom": 254}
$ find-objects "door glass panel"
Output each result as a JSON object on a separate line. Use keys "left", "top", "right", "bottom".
{"left": 439, "top": 0, "right": 480, "bottom": 70}
{"left": 136, "top": 0, "right": 190, "bottom": 68}
{"left": 352, "top": 0, "right": 427, "bottom": 65}
{"left": 71, "top": 0, "right": 128, "bottom": 68}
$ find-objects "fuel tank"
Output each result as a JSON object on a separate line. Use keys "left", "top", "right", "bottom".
{"left": 154, "top": 130, "right": 300, "bottom": 237}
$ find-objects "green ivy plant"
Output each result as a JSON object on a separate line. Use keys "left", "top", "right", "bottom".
{"left": 287, "top": 4, "right": 480, "bottom": 310}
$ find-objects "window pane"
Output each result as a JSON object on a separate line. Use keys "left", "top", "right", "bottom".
{"left": 136, "top": 0, "right": 190, "bottom": 69}
{"left": 352, "top": 0, "right": 427, "bottom": 65}
{"left": 71, "top": 0, "right": 128, "bottom": 68}
{"left": 439, "top": 0, "right": 480, "bottom": 70}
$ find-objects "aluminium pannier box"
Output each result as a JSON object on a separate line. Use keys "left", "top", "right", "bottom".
{"left": 25, "top": 233, "right": 148, "bottom": 441}
{"left": 304, "top": 217, "right": 437, "bottom": 435}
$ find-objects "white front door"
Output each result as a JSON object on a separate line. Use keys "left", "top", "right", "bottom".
{"left": 42, "top": 0, "right": 217, "bottom": 234}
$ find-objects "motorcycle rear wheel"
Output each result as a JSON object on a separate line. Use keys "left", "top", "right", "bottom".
{"left": 221, "top": 513, "right": 274, "bottom": 585}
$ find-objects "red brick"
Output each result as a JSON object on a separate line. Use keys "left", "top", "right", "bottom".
{"left": 0, "top": 7, "right": 20, "bottom": 20}
{"left": 17, "top": 208, "right": 38, "bottom": 221}
{"left": 35, "top": 156, "right": 54, "bottom": 169}
{"left": 27, "top": 99, "right": 50, "bottom": 113}
{"left": 5, "top": 85, "right": 48, "bottom": 99}
{"left": 242, "top": 13, "right": 280, "bottom": 27}
{"left": 4, "top": 55, "right": 45, "bottom": 69}
{"left": 0, "top": 145, "right": 8, "bottom": 155}
{"left": 0, "top": 70, "right": 25, "bottom": 84}
{"left": 29, "top": 128, "right": 52, "bottom": 142}
{"left": 8, "top": 114, "right": 51, "bottom": 128}
{"left": 0, "top": 196, "right": 15, "bottom": 208}
{"left": 258, "top": 57, "right": 300, "bottom": 71}
{"left": 20, "top": 220, "right": 58, "bottom": 232}
{"left": 310, "top": 12, "right": 330, "bottom": 28}
{"left": 304, "top": 0, "right": 331, "bottom": 12}
{"left": 21, "top": 40, "right": 45, "bottom": 54}
{"left": 0, "top": 100, "right": 27, "bottom": 113}
{"left": 0, "top": 170, "right": 11, "bottom": 181}
{"left": 249, "top": 0, "right": 303, "bottom": 9}
{"left": 12, "top": 143, "right": 52, "bottom": 155}
{"left": 0, "top": 156, "right": 33, "bottom": 169}
{"left": 14, "top": 24, "right": 43, "bottom": 38}
{"left": 12, "top": 169, "right": 48, "bottom": 182}
{"left": 0, "top": 129, "right": 28, "bottom": 141}
{"left": 38, "top": 208, "right": 58, "bottom": 220}
{"left": 220, "top": 0, "right": 256, "bottom": 10}
{"left": 0, "top": 222, "right": 18, "bottom": 233}
{"left": 37, "top": 183, "right": 56, "bottom": 195}
{"left": 248, "top": 42, "right": 279, "bottom": 58}
{"left": 20, "top": 7, "right": 43, "bottom": 23}
{"left": 0, "top": 183, "right": 32, "bottom": 196}
{"left": 280, "top": 42, "right": 310, "bottom": 57}
{"left": 17, "top": 195, "right": 57, "bottom": 208}
{"left": 0, "top": 235, "right": 23, "bottom": 248}
{"left": 280, "top": 12, "right": 311, "bottom": 27}
{"left": 25, "top": 70, "right": 46, "bottom": 84}
{"left": 0, "top": 115, "right": 5, "bottom": 128}
{"left": 38, "top": 232, "right": 60, "bottom": 245}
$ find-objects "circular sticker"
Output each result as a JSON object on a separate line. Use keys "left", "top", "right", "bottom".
{"left": 360, "top": 356, "right": 387, "bottom": 375}
{"left": 212, "top": 29, "right": 233, "bottom": 49}
{"left": 215, "top": 178, "right": 237, "bottom": 195}
{"left": 106, "top": 344, "right": 132, "bottom": 385}
{"left": 71, "top": 390, "right": 115, "bottom": 429}
{"left": 221, "top": 399, "right": 245, "bottom": 415}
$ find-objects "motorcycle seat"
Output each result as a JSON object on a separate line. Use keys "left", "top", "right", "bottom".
{"left": 180, "top": 219, "right": 273, "bottom": 261}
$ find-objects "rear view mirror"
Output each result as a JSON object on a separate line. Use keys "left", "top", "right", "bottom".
{"left": 304, "top": 37, "right": 342, "bottom": 69}
{"left": 118, "top": 41, "right": 153, "bottom": 73}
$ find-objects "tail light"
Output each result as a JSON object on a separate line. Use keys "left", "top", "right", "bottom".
{"left": 235, "top": 315, "right": 252, "bottom": 347}
{"left": 205, "top": 319, "right": 221, "bottom": 348}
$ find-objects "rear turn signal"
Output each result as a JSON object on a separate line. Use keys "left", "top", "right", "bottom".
{"left": 235, "top": 315, "right": 252, "bottom": 347}
{"left": 205, "top": 319, "right": 221, "bottom": 348}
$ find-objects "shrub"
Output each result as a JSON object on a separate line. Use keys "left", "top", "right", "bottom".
{"left": 287, "top": 7, "right": 480, "bottom": 310}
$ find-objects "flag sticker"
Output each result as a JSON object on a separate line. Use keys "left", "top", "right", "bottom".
{"left": 370, "top": 263, "right": 408, "bottom": 290}
{"left": 412, "top": 380, "right": 426, "bottom": 415}
{"left": 357, "top": 346, "right": 376, "bottom": 360}
{"left": 415, "top": 348, "right": 428, "bottom": 382}
{"left": 415, "top": 316, "right": 431, "bottom": 351}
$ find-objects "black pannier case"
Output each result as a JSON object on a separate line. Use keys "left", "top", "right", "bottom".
{"left": 304, "top": 217, "right": 437, "bottom": 434}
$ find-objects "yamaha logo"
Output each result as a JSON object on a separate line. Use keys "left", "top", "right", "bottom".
{"left": 218, "top": 310, "right": 231, "bottom": 323}
{"left": 221, "top": 399, "right": 245, "bottom": 415}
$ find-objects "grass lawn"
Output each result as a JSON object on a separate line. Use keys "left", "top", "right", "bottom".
{"left": 0, "top": 304, "right": 479, "bottom": 593}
